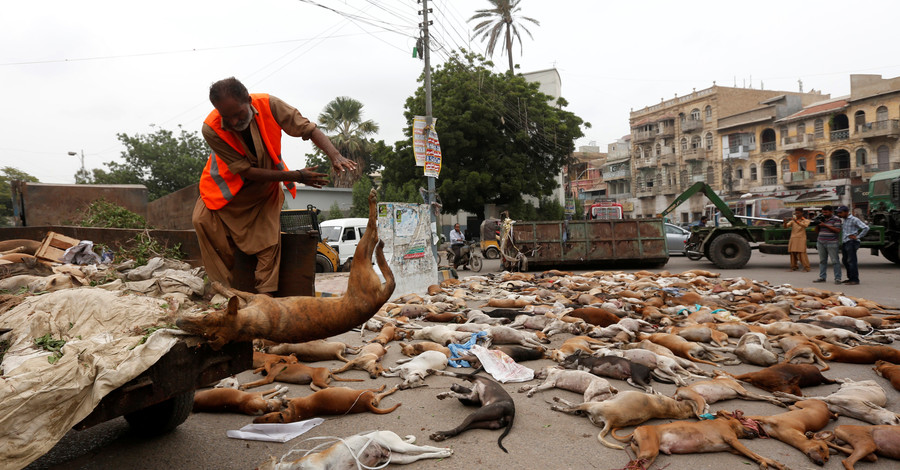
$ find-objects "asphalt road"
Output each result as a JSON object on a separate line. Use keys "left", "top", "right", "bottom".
{"left": 25, "top": 250, "right": 900, "bottom": 470}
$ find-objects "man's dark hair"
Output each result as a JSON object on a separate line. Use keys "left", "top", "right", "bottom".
{"left": 700, "top": 215, "right": 708, "bottom": 221}
{"left": 209, "top": 77, "right": 250, "bottom": 105}
{"left": 795, "top": 207, "right": 805, "bottom": 212}
{"left": 822, "top": 205, "right": 833, "bottom": 211}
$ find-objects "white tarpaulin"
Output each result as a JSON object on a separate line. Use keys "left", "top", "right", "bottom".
{"left": 0, "top": 288, "right": 180, "bottom": 469}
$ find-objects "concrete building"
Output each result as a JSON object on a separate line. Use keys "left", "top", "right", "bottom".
{"left": 565, "top": 144, "right": 607, "bottom": 208}
{"left": 603, "top": 136, "right": 632, "bottom": 203}
{"left": 627, "top": 85, "right": 826, "bottom": 222}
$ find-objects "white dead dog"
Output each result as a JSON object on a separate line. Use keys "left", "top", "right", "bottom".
{"left": 519, "top": 366, "right": 618, "bottom": 402}
{"left": 773, "top": 379, "right": 900, "bottom": 425}
{"left": 382, "top": 350, "right": 449, "bottom": 389}
{"left": 258, "top": 430, "right": 453, "bottom": 469}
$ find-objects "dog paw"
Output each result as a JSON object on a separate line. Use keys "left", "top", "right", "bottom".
{"left": 429, "top": 432, "right": 446, "bottom": 442}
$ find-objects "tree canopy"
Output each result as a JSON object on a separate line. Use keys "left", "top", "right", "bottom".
{"left": 469, "top": 0, "right": 540, "bottom": 74}
{"left": 79, "top": 126, "right": 209, "bottom": 201}
{"left": 317, "top": 96, "right": 379, "bottom": 188}
{"left": 381, "top": 51, "right": 588, "bottom": 216}
{"left": 0, "top": 167, "right": 39, "bottom": 224}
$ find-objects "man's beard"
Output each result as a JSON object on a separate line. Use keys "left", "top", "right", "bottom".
{"left": 227, "top": 105, "right": 254, "bottom": 131}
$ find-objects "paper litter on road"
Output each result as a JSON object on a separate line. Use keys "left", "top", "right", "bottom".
{"left": 470, "top": 344, "right": 534, "bottom": 383}
{"left": 226, "top": 418, "right": 325, "bottom": 443}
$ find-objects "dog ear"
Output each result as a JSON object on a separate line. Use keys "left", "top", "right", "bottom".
{"left": 226, "top": 296, "right": 240, "bottom": 316}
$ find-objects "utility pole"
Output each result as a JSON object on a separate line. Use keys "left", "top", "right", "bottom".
{"left": 419, "top": 0, "right": 440, "bottom": 265}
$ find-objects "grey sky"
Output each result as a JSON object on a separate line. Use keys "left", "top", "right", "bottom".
{"left": 3, "top": 0, "right": 899, "bottom": 184}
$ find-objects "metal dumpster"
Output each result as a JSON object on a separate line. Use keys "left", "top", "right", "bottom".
{"left": 504, "top": 218, "right": 669, "bottom": 269}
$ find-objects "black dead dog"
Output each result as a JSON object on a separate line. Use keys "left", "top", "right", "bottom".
{"left": 482, "top": 308, "right": 527, "bottom": 321}
{"left": 428, "top": 369, "right": 515, "bottom": 453}
{"left": 560, "top": 350, "right": 656, "bottom": 392}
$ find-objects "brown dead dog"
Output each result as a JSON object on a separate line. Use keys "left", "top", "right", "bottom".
{"left": 640, "top": 332, "right": 734, "bottom": 366}
{"left": 330, "top": 342, "right": 388, "bottom": 378}
{"left": 252, "top": 351, "right": 298, "bottom": 369}
{"left": 722, "top": 363, "right": 839, "bottom": 395}
{"left": 874, "top": 360, "right": 900, "bottom": 391}
{"left": 428, "top": 369, "right": 516, "bottom": 453}
{"left": 265, "top": 340, "right": 360, "bottom": 362}
{"left": 193, "top": 386, "right": 288, "bottom": 415}
{"left": 746, "top": 399, "right": 836, "bottom": 466}
{"left": 674, "top": 376, "right": 785, "bottom": 416}
{"left": 814, "top": 425, "right": 900, "bottom": 470}
{"left": 772, "top": 379, "right": 900, "bottom": 426}
{"left": 548, "top": 335, "right": 607, "bottom": 361}
{"left": 253, "top": 384, "right": 400, "bottom": 424}
{"left": 567, "top": 307, "right": 620, "bottom": 327}
{"left": 369, "top": 323, "right": 406, "bottom": 346}
{"left": 778, "top": 334, "right": 831, "bottom": 371}
{"left": 611, "top": 410, "right": 787, "bottom": 470}
{"left": 551, "top": 390, "right": 696, "bottom": 449}
{"left": 240, "top": 358, "right": 363, "bottom": 391}
{"left": 399, "top": 341, "right": 451, "bottom": 358}
{"left": 810, "top": 338, "right": 900, "bottom": 364}
{"left": 176, "top": 189, "right": 395, "bottom": 349}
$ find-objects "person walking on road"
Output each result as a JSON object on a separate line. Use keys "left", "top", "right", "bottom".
{"left": 784, "top": 207, "right": 811, "bottom": 272}
{"left": 811, "top": 205, "right": 843, "bottom": 284}
{"left": 836, "top": 205, "right": 868, "bottom": 285}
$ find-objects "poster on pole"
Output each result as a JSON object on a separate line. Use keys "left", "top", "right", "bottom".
{"left": 423, "top": 127, "right": 442, "bottom": 178}
{"left": 412, "top": 116, "right": 436, "bottom": 166}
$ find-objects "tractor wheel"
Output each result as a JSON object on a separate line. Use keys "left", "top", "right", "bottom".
{"left": 315, "top": 253, "right": 334, "bottom": 273}
{"left": 708, "top": 233, "right": 752, "bottom": 269}
{"left": 484, "top": 246, "right": 500, "bottom": 259}
{"left": 124, "top": 390, "right": 194, "bottom": 436}
{"left": 881, "top": 245, "right": 900, "bottom": 264}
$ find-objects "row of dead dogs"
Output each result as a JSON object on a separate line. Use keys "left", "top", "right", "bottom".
{"left": 193, "top": 278, "right": 900, "bottom": 469}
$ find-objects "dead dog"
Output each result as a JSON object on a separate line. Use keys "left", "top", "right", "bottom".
{"left": 428, "top": 369, "right": 516, "bottom": 453}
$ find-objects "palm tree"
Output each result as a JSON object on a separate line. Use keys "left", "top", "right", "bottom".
{"left": 469, "top": 0, "right": 540, "bottom": 74}
{"left": 317, "top": 96, "right": 379, "bottom": 187}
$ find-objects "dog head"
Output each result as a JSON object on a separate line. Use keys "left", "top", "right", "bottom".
{"left": 176, "top": 296, "right": 244, "bottom": 349}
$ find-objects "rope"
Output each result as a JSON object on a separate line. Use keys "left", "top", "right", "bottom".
{"left": 277, "top": 430, "right": 394, "bottom": 470}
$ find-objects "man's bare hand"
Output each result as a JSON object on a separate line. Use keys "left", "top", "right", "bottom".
{"left": 296, "top": 166, "right": 328, "bottom": 188}
{"left": 330, "top": 154, "right": 357, "bottom": 174}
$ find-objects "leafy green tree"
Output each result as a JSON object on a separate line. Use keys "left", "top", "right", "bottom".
{"left": 317, "top": 97, "right": 379, "bottom": 188}
{"left": 349, "top": 176, "right": 373, "bottom": 217}
{"left": 536, "top": 197, "right": 564, "bottom": 221}
{"left": 81, "top": 126, "right": 209, "bottom": 201}
{"left": 470, "top": 0, "right": 540, "bottom": 74}
{"left": 328, "top": 200, "right": 344, "bottom": 220}
{"left": 0, "top": 167, "right": 39, "bottom": 225}
{"left": 382, "top": 51, "right": 587, "bottom": 216}
{"left": 304, "top": 139, "right": 390, "bottom": 188}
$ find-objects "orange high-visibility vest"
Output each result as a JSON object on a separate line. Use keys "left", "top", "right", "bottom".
{"left": 199, "top": 93, "right": 297, "bottom": 210}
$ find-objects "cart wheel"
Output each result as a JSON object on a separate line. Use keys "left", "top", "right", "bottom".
{"left": 881, "top": 245, "right": 900, "bottom": 264}
{"left": 484, "top": 246, "right": 500, "bottom": 259}
{"left": 315, "top": 253, "right": 334, "bottom": 273}
{"left": 471, "top": 255, "right": 483, "bottom": 272}
{"left": 124, "top": 389, "right": 194, "bottom": 436}
{"left": 708, "top": 233, "right": 751, "bottom": 269}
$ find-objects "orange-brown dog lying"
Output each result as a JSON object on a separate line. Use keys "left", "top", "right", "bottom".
{"left": 874, "top": 360, "right": 900, "bottom": 391}
{"left": 253, "top": 385, "right": 400, "bottom": 424}
{"left": 815, "top": 424, "right": 900, "bottom": 470}
{"left": 240, "top": 358, "right": 363, "bottom": 391}
{"left": 176, "top": 189, "right": 395, "bottom": 349}
{"left": 193, "top": 386, "right": 288, "bottom": 416}
{"left": 329, "top": 343, "right": 388, "bottom": 378}
{"left": 266, "top": 340, "right": 360, "bottom": 362}
{"left": 723, "top": 363, "right": 838, "bottom": 396}
{"left": 747, "top": 399, "right": 836, "bottom": 466}
{"left": 252, "top": 351, "right": 298, "bottom": 369}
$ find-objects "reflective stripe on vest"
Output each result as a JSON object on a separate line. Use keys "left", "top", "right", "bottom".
{"left": 209, "top": 152, "right": 242, "bottom": 201}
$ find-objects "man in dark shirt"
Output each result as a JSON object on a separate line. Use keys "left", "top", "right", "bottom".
{"left": 811, "top": 205, "right": 842, "bottom": 284}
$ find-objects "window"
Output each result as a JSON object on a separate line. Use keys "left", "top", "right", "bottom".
{"left": 856, "top": 148, "right": 867, "bottom": 166}
{"left": 877, "top": 106, "right": 889, "bottom": 122}
{"left": 343, "top": 227, "right": 356, "bottom": 241}
{"left": 705, "top": 105, "right": 712, "bottom": 121}
{"left": 816, "top": 156, "right": 825, "bottom": 174}
{"left": 679, "top": 113, "right": 685, "bottom": 123}
{"left": 750, "top": 164, "right": 757, "bottom": 180}
{"left": 799, "top": 157, "right": 807, "bottom": 172}
{"left": 878, "top": 145, "right": 890, "bottom": 167}
{"left": 691, "top": 135, "right": 701, "bottom": 149}
{"left": 780, "top": 126, "right": 788, "bottom": 141}
{"left": 681, "top": 137, "right": 688, "bottom": 151}
{"left": 781, "top": 159, "right": 789, "bottom": 175}
{"left": 705, "top": 132, "right": 713, "bottom": 150}
{"left": 854, "top": 110, "right": 866, "bottom": 128}
{"left": 736, "top": 166, "right": 744, "bottom": 179}
{"left": 655, "top": 143, "right": 661, "bottom": 156}
{"left": 690, "top": 108, "right": 700, "bottom": 120}
{"left": 814, "top": 119, "right": 824, "bottom": 138}
{"left": 797, "top": 123, "right": 806, "bottom": 136}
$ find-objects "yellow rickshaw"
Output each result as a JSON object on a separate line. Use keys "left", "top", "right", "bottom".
{"left": 480, "top": 218, "right": 501, "bottom": 259}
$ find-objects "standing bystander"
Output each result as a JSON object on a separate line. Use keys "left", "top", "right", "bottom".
{"left": 784, "top": 207, "right": 811, "bottom": 272}
{"left": 836, "top": 205, "right": 868, "bottom": 285}
{"left": 811, "top": 205, "right": 843, "bottom": 284}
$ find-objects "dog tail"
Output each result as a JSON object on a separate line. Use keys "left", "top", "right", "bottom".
{"left": 610, "top": 427, "right": 634, "bottom": 442}
{"left": 497, "top": 415, "right": 514, "bottom": 453}
{"left": 650, "top": 371, "right": 675, "bottom": 384}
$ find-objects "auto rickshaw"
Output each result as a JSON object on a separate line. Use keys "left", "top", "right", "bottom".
{"left": 480, "top": 218, "right": 501, "bottom": 259}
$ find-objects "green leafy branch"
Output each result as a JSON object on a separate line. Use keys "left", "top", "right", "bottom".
{"left": 34, "top": 333, "right": 66, "bottom": 364}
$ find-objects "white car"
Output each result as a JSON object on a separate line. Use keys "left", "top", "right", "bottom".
{"left": 664, "top": 223, "right": 690, "bottom": 255}
{"left": 319, "top": 218, "right": 368, "bottom": 269}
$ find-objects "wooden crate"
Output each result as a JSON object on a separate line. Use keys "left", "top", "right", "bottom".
{"left": 35, "top": 231, "right": 81, "bottom": 263}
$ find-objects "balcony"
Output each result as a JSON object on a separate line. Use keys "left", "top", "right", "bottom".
{"left": 635, "top": 186, "right": 656, "bottom": 197}
{"left": 781, "top": 134, "right": 815, "bottom": 151}
{"left": 724, "top": 145, "right": 751, "bottom": 160}
{"left": 731, "top": 179, "right": 749, "bottom": 192}
{"left": 859, "top": 119, "right": 900, "bottom": 139}
{"left": 661, "top": 184, "right": 679, "bottom": 195}
{"left": 603, "top": 168, "right": 631, "bottom": 180}
{"left": 683, "top": 148, "right": 706, "bottom": 162}
{"left": 831, "top": 168, "right": 851, "bottom": 179}
{"left": 634, "top": 157, "right": 658, "bottom": 168}
{"left": 690, "top": 174, "right": 706, "bottom": 183}
{"left": 762, "top": 175, "right": 778, "bottom": 186}
{"left": 609, "top": 191, "right": 632, "bottom": 199}
{"left": 864, "top": 162, "right": 900, "bottom": 173}
{"left": 658, "top": 154, "right": 676, "bottom": 166}
{"left": 633, "top": 130, "right": 655, "bottom": 143}
{"left": 760, "top": 141, "right": 777, "bottom": 152}
{"left": 657, "top": 126, "right": 675, "bottom": 138}
{"left": 830, "top": 129, "right": 850, "bottom": 141}
{"left": 784, "top": 170, "right": 814, "bottom": 188}
{"left": 681, "top": 120, "right": 703, "bottom": 133}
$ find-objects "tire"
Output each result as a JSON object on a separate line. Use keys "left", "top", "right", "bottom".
{"left": 470, "top": 255, "right": 483, "bottom": 272}
{"left": 685, "top": 241, "right": 703, "bottom": 260}
{"left": 315, "top": 253, "right": 334, "bottom": 273}
{"left": 708, "top": 233, "right": 752, "bottom": 269}
{"left": 124, "top": 389, "right": 194, "bottom": 436}
{"left": 484, "top": 246, "right": 500, "bottom": 259}
{"left": 881, "top": 245, "right": 900, "bottom": 264}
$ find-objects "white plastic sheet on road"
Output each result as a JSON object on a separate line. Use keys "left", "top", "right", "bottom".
{"left": 0, "top": 288, "right": 180, "bottom": 469}
{"left": 226, "top": 418, "right": 324, "bottom": 443}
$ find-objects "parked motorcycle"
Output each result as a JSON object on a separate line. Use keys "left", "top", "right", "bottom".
{"left": 445, "top": 240, "right": 483, "bottom": 272}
